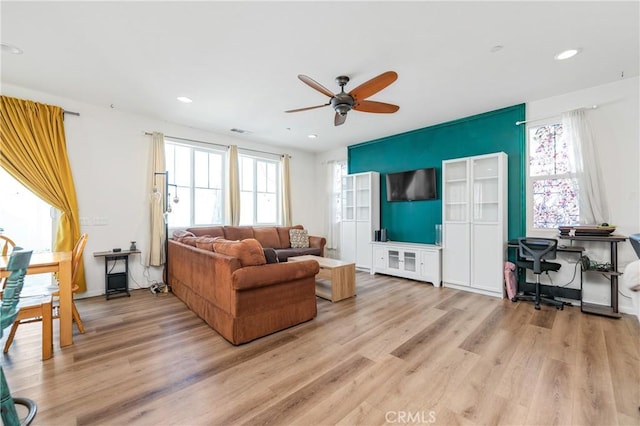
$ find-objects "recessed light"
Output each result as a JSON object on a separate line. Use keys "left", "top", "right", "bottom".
{"left": 308, "top": 134, "right": 317, "bottom": 139}
{"left": 1, "top": 43, "right": 23, "bottom": 55}
{"left": 555, "top": 48, "right": 581, "bottom": 61}
{"left": 177, "top": 96, "right": 193, "bottom": 103}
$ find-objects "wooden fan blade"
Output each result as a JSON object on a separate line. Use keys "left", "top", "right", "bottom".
{"left": 353, "top": 100, "right": 400, "bottom": 114}
{"left": 334, "top": 113, "right": 347, "bottom": 126}
{"left": 285, "top": 103, "right": 330, "bottom": 113}
{"left": 349, "top": 71, "right": 398, "bottom": 101}
{"left": 298, "top": 75, "right": 335, "bottom": 98}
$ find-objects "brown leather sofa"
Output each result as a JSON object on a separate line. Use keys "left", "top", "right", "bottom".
{"left": 186, "top": 225, "right": 326, "bottom": 261}
{"left": 167, "top": 225, "right": 323, "bottom": 345}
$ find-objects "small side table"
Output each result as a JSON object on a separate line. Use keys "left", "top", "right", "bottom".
{"left": 93, "top": 249, "right": 140, "bottom": 300}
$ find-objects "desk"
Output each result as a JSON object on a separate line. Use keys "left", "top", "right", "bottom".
{"left": 558, "top": 234, "right": 627, "bottom": 318}
{"left": 93, "top": 250, "right": 140, "bottom": 299}
{"left": 0, "top": 251, "right": 74, "bottom": 347}
{"left": 508, "top": 240, "right": 584, "bottom": 302}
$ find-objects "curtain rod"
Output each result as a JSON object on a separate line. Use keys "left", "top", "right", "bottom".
{"left": 144, "top": 132, "right": 228, "bottom": 149}
{"left": 144, "top": 131, "right": 289, "bottom": 158}
{"left": 63, "top": 110, "right": 80, "bottom": 116}
{"left": 515, "top": 105, "right": 598, "bottom": 126}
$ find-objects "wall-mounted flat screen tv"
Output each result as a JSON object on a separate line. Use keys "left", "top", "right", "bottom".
{"left": 386, "top": 167, "right": 437, "bottom": 202}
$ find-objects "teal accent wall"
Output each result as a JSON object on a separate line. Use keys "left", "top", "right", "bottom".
{"left": 348, "top": 104, "right": 525, "bottom": 243}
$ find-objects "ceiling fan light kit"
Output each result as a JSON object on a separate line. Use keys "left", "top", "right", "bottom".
{"left": 286, "top": 71, "right": 399, "bottom": 126}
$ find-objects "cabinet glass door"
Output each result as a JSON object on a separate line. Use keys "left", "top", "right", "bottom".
{"left": 403, "top": 251, "right": 417, "bottom": 272}
{"left": 355, "top": 174, "right": 370, "bottom": 221}
{"left": 444, "top": 160, "right": 468, "bottom": 222}
{"left": 472, "top": 156, "right": 499, "bottom": 222}
{"left": 342, "top": 175, "right": 355, "bottom": 221}
{"left": 388, "top": 250, "right": 400, "bottom": 270}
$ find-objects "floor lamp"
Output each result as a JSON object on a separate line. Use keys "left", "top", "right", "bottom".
{"left": 153, "top": 171, "right": 178, "bottom": 290}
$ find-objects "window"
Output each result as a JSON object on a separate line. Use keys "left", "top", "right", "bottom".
{"left": 239, "top": 154, "right": 280, "bottom": 225}
{"left": 165, "top": 141, "right": 225, "bottom": 227}
{"left": 528, "top": 123, "right": 580, "bottom": 229}
{"left": 0, "top": 167, "right": 53, "bottom": 252}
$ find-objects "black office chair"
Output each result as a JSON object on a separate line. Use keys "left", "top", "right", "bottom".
{"left": 514, "top": 237, "right": 564, "bottom": 310}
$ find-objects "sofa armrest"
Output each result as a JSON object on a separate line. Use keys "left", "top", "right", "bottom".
{"left": 232, "top": 260, "right": 319, "bottom": 291}
{"left": 308, "top": 235, "right": 326, "bottom": 257}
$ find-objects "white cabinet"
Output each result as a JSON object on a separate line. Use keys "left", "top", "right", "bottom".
{"left": 370, "top": 241, "right": 442, "bottom": 286}
{"left": 442, "top": 152, "right": 507, "bottom": 297}
{"left": 341, "top": 172, "right": 380, "bottom": 270}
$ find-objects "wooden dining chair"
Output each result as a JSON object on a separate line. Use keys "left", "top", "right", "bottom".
{"left": 1, "top": 248, "right": 38, "bottom": 426}
{"left": 51, "top": 233, "right": 88, "bottom": 333}
{"left": 0, "top": 235, "right": 17, "bottom": 292}
{"left": 3, "top": 233, "right": 88, "bottom": 357}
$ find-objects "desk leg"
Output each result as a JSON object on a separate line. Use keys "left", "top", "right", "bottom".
{"left": 611, "top": 241, "right": 619, "bottom": 314}
{"left": 58, "top": 257, "right": 73, "bottom": 347}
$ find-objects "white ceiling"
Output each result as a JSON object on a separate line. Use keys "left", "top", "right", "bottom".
{"left": 2, "top": 1, "right": 638, "bottom": 153}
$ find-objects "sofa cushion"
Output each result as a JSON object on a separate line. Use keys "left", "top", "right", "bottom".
{"left": 277, "top": 225, "right": 303, "bottom": 249}
{"left": 224, "top": 226, "right": 255, "bottom": 241}
{"left": 289, "top": 229, "right": 309, "bottom": 248}
{"left": 213, "top": 238, "right": 266, "bottom": 267}
{"left": 278, "top": 247, "right": 321, "bottom": 262}
{"left": 253, "top": 227, "right": 281, "bottom": 249}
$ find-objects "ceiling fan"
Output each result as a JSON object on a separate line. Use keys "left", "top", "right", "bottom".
{"left": 285, "top": 71, "right": 399, "bottom": 126}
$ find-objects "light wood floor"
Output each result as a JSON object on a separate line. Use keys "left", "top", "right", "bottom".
{"left": 2, "top": 272, "right": 639, "bottom": 425}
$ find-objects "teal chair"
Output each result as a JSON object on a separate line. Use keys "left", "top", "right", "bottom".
{"left": 1, "top": 248, "right": 37, "bottom": 426}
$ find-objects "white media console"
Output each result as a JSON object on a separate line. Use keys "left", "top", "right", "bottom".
{"left": 370, "top": 241, "right": 442, "bottom": 287}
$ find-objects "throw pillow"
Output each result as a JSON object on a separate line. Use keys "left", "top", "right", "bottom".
{"left": 289, "top": 229, "right": 309, "bottom": 249}
{"left": 172, "top": 230, "right": 196, "bottom": 242}
{"left": 181, "top": 236, "right": 199, "bottom": 247}
{"left": 213, "top": 238, "right": 267, "bottom": 267}
{"left": 195, "top": 236, "right": 218, "bottom": 251}
{"left": 263, "top": 247, "right": 279, "bottom": 264}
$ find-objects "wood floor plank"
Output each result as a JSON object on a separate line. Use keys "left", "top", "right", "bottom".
{"left": 573, "top": 313, "right": 619, "bottom": 425}
{"left": 1, "top": 271, "right": 638, "bottom": 426}
{"left": 602, "top": 313, "right": 640, "bottom": 419}
{"left": 525, "top": 357, "right": 574, "bottom": 425}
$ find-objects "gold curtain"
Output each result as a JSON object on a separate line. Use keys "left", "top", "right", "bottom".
{"left": 0, "top": 95, "right": 85, "bottom": 291}
{"left": 226, "top": 145, "right": 240, "bottom": 225}
{"left": 281, "top": 154, "right": 292, "bottom": 226}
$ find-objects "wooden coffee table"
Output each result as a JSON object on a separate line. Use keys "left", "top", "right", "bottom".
{"left": 288, "top": 255, "right": 356, "bottom": 302}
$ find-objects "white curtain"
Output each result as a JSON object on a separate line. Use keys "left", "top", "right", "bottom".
{"left": 145, "top": 132, "right": 166, "bottom": 266}
{"left": 281, "top": 155, "right": 292, "bottom": 226}
{"left": 325, "top": 160, "right": 339, "bottom": 250}
{"left": 563, "top": 109, "right": 609, "bottom": 224}
{"left": 226, "top": 145, "right": 240, "bottom": 225}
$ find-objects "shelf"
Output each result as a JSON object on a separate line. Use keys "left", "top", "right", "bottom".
{"left": 581, "top": 302, "right": 622, "bottom": 318}
{"left": 473, "top": 176, "right": 498, "bottom": 181}
{"left": 584, "top": 269, "right": 622, "bottom": 276}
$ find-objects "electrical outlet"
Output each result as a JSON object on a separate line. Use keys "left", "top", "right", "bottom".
{"left": 94, "top": 216, "right": 108, "bottom": 226}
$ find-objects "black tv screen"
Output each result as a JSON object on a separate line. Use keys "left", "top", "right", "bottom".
{"left": 386, "top": 168, "right": 437, "bottom": 202}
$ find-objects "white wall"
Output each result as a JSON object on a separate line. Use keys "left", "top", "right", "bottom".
{"left": 526, "top": 76, "right": 640, "bottom": 316}
{"left": 2, "top": 84, "right": 321, "bottom": 298}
